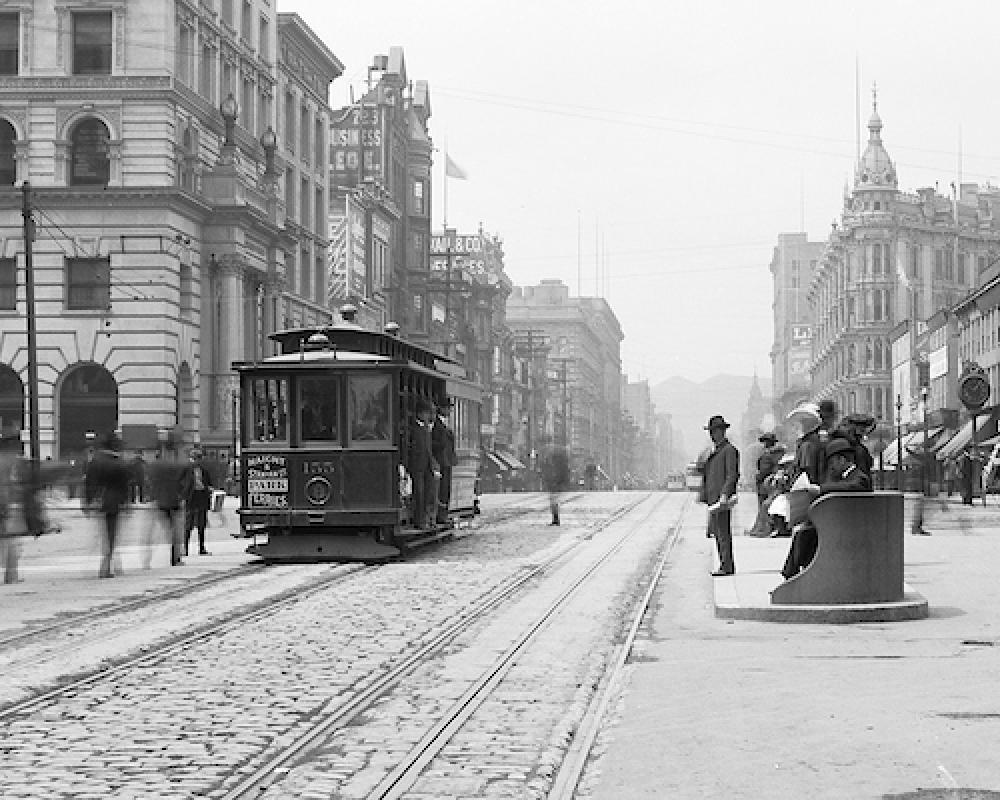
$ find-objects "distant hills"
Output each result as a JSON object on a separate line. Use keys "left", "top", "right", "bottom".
{"left": 651, "top": 374, "right": 767, "bottom": 465}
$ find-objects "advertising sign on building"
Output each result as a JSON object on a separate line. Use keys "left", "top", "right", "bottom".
{"left": 331, "top": 104, "right": 383, "bottom": 185}
{"left": 329, "top": 195, "right": 368, "bottom": 303}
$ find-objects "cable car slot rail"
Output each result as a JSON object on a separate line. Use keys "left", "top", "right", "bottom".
{"left": 218, "top": 492, "right": 667, "bottom": 800}
{"left": 0, "top": 563, "right": 375, "bottom": 721}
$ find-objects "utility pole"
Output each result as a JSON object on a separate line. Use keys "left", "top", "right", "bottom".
{"left": 21, "top": 182, "right": 40, "bottom": 462}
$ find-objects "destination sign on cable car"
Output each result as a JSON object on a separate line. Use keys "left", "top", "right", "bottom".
{"left": 247, "top": 453, "right": 289, "bottom": 508}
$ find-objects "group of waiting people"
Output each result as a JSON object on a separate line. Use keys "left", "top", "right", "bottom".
{"left": 406, "top": 397, "right": 456, "bottom": 529}
{"left": 701, "top": 400, "right": 876, "bottom": 580}
{"left": 749, "top": 400, "right": 874, "bottom": 579}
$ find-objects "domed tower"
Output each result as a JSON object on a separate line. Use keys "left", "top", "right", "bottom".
{"left": 852, "top": 87, "right": 898, "bottom": 211}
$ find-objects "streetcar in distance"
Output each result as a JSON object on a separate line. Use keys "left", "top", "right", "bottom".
{"left": 684, "top": 462, "right": 703, "bottom": 492}
{"left": 233, "top": 306, "right": 481, "bottom": 562}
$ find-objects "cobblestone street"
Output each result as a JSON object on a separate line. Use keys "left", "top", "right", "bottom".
{"left": 0, "top": 492, "right": 682, "bottom": 798}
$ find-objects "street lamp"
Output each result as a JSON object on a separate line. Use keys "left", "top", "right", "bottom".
{"left": 921, "top": 387, "right": 930, "bottom": 497}
{"left": 895, "top": 394, "right": 903, "bottom": 491}
{"left": 220, "top": 93, "right": 239, "bottom": 147}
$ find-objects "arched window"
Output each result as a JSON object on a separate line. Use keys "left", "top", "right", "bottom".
{"left": 70, "top": 118, "right": 110, "bottom": 186}
{"left": 0, "top": 119, "right": 15, "bottom": 186}
{"left": 58, "top": 363, "right": 118, "bottom": 460}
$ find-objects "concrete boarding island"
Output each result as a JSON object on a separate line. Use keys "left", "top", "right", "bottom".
{"left": 716, "top": 491, "right": 928, "bottom": 623}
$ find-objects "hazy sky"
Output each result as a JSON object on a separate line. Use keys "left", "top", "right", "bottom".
{"left": 281, "top": 0, "right": 1000, "bottom": 386}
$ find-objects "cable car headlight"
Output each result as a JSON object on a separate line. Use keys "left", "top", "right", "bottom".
{"left": 305, "top": 476, "right": 332, "bottom": 505}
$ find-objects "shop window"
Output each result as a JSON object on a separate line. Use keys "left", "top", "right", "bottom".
{"left": 70, "top": 118, "right": 110, "bottom": 186}
{"left": 73, "top": 12, "right": 112, "bottom": 75}
{"left": 66, "top": 257, "right": 110, "bottom": 310}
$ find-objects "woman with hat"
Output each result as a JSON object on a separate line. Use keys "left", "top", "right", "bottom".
{"left": 747, "top": 432, "right": 785, "bottom": 536}
{"left": 701, "top": 415, "right": 740, "bottom": 576}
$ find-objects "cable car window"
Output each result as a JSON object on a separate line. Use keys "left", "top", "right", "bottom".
{"left": 349, "top": 374, "right": 390, "bottom": 442}
{"left": 300, "top": 376, "right": 340, "bottom": 441}
{"left": 252, "top": 377, "right": 288, "bottom": 442}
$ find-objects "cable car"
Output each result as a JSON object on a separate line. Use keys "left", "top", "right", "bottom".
{"left": 234, "top": 306, "right": 482, "bottom": 562}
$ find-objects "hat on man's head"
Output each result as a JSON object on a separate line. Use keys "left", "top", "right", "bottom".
{"left": 826, "top": 438, "right": 854, "bottom": 458}
{"left": 759, "top": 432, "right": 778, "bottom": 444}
{"left": 844, "top": 412, "right": 876, "bottom": 432}
{"left": 704, "top": 415, "right": 731, "bottom": 431}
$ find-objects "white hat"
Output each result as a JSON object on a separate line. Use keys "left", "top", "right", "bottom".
{"left": 788, "top": 402, "right": 821, "bottom": 433}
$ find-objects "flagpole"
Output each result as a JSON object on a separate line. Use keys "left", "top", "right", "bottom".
{"left": 443, "top": 139, "right": 449, "bottom": 229}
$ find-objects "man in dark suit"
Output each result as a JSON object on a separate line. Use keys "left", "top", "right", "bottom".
{"left": 407, "top": 400, "right": 437, "bottom": 529}
{"left": 181, "top": 448, "right": 214, "bottom": 556}
{"left": 702, "top": 415, "right": 740, "bottom": 576}
{"left": 431, "top": 398, "right": 457, "bottom": 524}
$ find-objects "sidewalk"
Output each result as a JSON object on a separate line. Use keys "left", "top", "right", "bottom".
{"left": 0, "top": 496, "right": 256, "bottom": 638}
{"left": 586, "top": 494, "right": 1000, "bottom": 799}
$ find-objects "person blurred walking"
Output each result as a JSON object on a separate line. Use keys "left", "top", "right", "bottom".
{"left": 542, "top": 444, "right": 570, "bottom": 525}
{"left": 181, "top": 448, "right": 214, "bottom": 556}
{"left": 0, "top": 435, "right": 22, "bottom": 583}
{"left": 84, "top": 432, "right": 131, "bottom": 579}
{"left": 149, "top": 450, "right": 187, "bottom": 567}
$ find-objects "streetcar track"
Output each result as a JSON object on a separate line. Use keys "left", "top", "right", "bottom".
{"left": 217, "top": 493, "right": 653, "bottom": 800}
{"left": 0, "top": 493, "right": 578, "bottom": 653}
{"left": 0, "top": 561, "right": 268, "bottom": 652}
{"left": 0, "top": 563, "right": 374, "bottom": 720}
{"left": 549, "top": 494, "right": 691, "bottom": 799}
{"left": 369, "top": 493, "right": 680, "bottom": 800}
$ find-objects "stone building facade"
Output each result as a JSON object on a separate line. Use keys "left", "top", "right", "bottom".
{"left": 506, "top": 279, "right": 623, "bottom": 485}
{"left": 807, "top": 97, "right": 1000, "bottom": 442}
{"left": 770, "top": 232, "right": 824, "bottom": 432}
{"left": 0, "top": 1, "right": 339, "bottom": 462}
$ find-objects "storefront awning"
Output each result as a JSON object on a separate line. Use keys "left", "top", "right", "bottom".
{"left": 937, "top": 411, "right": 1000, "bottom": 460}
{"left": 881, "top": 434, "right": 919, "bottom": 467}
{"left": 484, "top": 452, "right": 509, "bottom": 471}
{"left": 494, "top": 451, "right": 526, "bottom": 470}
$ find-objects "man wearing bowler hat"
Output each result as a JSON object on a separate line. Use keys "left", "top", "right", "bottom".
{"left": 702, "top": 415, "right": 740, "bottom": 576}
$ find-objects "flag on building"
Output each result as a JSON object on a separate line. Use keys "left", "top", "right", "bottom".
{"left": 445, "top": 153, "right": 468, "bottom": 180}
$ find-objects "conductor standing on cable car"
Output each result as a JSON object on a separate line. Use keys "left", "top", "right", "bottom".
{"left": 432, "top": 397, "right": 456, "bottom": 525}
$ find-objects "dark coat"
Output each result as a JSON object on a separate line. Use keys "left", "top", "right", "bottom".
{"left": 84, "top": 450, "right": 131, "bottom": 514}
{"left": 431, "top": 416, "right": 456, "bottom": 468}
{"left": 702, "top": 439, "right": 739, "bottom": 505}
{"left": 407, "top": 420, "right": 435, "bottom": 474}
{"left": 831, "top": 426, "right": 873, "bottom": 477}
{"left": 756, "top": 445, "right": 784, "bottom": 491}
{"left": 149, "top": 460, "right": 187, "bottom": 511}
{"left": 542, "top": 448, "right": 570, "bottom": 493}
{"left": 820, "top": 463, "right": 873, "bottom": 494}
{"left": 181, "top": 461, "right": 215, "bottom": 511}
{"left": 794, "top": 429, "right": 824, "bottom": 485}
